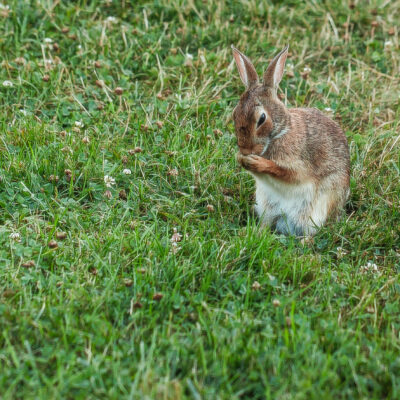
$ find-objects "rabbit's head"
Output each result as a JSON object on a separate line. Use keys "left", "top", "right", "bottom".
{"left": 232, "top": 45, "right": 291, "bottom": 156}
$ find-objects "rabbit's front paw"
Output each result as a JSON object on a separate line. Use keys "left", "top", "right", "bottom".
{"left": 238, "top": 154, "right": 268, "bottom": 172}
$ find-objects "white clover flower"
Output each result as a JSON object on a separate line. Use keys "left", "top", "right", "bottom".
{"left": 10, "top": 232, "right": 21, "bottom": 242}
{"left": 104, "top": 175, "right": 115, "bottom": 187}
{"left": 2, "top": 80, "right": 13, "bottom": 87}
{"left": 106, "top": 16, "right": 117, "bottom": 23}
{"left": 122, "top": 168, "right": 132, "bottom": 175}
{"left": 324, "top": 107, "right": 333, "bottom": 112}
{"left": 286, "top": 62, "right": 294, "bottom": 70}
{"left": 170, "top": 228, "right": 182, "bottom": 243}
{"left": 184, "top": 53, "right": 193, "bottom": 67}
{"left": 43, "top": 37, "right": 53, "bottom": 44}
{"left": 367, "top": 262, "right": 378, "bottom": 271}
{"left": 384, "top": 40, "right": 393, "bottom": 51}
{"left": 167, "top": 168, "right": 178, "bottom": 177}
{"left": 336, "top": 246, "right": 347, "bottom": 259}
{"left": 19, "top": 109, "right": 28, "bottom": 116}
{"left": 272, "top": 299, "right": 281, "bottom": 307}
{"left": 360, "top": 262, "right": 380, "bottom": 274}
{"left": 61, "top": 146, "right": 73, "bottom": 154}
{"left": 74, "top": 121, "right": 84, "bottom": 128}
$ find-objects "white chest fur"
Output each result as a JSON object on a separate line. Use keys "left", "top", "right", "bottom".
{"left": 252, "top": 174, "right": 327, "bottom": 234}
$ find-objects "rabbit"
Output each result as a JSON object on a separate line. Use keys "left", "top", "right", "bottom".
{"left": 231, "top": 44, "right": 350, "bottom": 236}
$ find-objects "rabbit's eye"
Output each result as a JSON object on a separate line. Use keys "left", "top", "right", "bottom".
{"left": 257, "top": 113, "right": 266, "bottom": 128}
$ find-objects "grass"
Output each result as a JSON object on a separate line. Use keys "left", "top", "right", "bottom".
{"left": 0, "top": 0, "right": 399, "bottom": 398}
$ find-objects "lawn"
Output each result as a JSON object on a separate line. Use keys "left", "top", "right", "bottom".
{"left": 0, "top": 0, "right": 400, "bottom": 398}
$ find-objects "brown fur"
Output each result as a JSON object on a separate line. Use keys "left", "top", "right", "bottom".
{"left": 237, "top": 153, "right": 296, "bottom": 183}
{"left": 231, "top": 45, "right": 350, "bottom": 235}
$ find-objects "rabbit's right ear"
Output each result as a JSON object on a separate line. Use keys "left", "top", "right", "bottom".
{"left": 231, "top": 45, "right": 259, "bottom": 89}
{"left": 263, "top": 45, "right": 289, "bottom": 90}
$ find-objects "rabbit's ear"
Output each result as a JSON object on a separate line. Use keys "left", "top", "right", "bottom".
{"left": 231, "top": 45, "right": 259, "bottom": 88}
{"left": 263, "top": 45, "right": 289, "bottom": 89}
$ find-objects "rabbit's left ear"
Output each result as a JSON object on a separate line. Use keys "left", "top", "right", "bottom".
{"left": 231, "top": 45, "right": 259, "bottom": 89}
{"left": 263, "top": 45, "right": 289, "bottom": 89}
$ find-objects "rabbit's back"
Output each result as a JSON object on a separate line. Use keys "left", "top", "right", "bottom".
{"left": 293, "top": 108, "right": 349, "bottom": 179}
